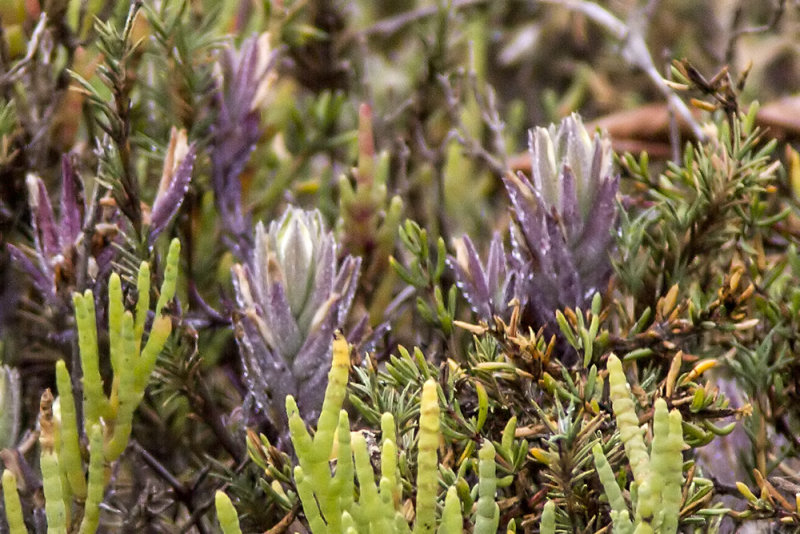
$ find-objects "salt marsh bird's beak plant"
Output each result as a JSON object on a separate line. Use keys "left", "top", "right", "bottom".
{"left": 451, "top": 231, "right": 516, "bottom": 323}
{"left": 7, "top": 158, "right": 112, "bottom": 306}
{"left": 8, "top": 128, "right": 194, "bottom": 308}
{"left": 453, "top": 114, "right": 619, "bottom": 349}
{"left": 232, "top": 208, "right": 360, "bottom": 442}
{"left": 507, "top": 113, "right": 619, "bottom": 325}
{"left": 211, "top": 33, "right": 275, "bottom": 258}
{"left": 146, "top": 127, "right": 196, "bottom": 243}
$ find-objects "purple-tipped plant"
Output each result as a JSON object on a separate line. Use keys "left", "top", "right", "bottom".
{"left": 506, "top": 113, "right": 619, "bottom": 329}
{"left": 232, "top": 207, "right": 360, "bottom": 442}
{"left": 453, "top": 114, "right": 619, "bottom": 347}
{"left": 147, "top": 127, "right": 196, "bottom": 243}
{"left": 210, "top": 33, "right": 275, "bottom": 259}
{"left": 7, "top": 157, "right": 114, "bottom": 306}
{"left": 451, "top": 232, "right": 516, "bottom": 322}
{"left": 9, "top": 127, "right": 194, "bottom": 309}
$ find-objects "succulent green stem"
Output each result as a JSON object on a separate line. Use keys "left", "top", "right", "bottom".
{"left": 2, "top": 470, "right": 26, "bottom": 534}
{"left": 79, "top": 425, "right": 105, "bottom": 534}
{"left": 414, "top": 379, "right": 440, "bottom": 534}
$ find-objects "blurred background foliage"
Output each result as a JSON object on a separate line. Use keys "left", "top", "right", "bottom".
{"left": 2, "top": 0, "right": 800, "bottom": 532}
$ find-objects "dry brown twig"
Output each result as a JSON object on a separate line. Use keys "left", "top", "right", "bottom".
{"left": 725, "top": 0, "right": 787, "bottom": 65}
{"left": 539, "top": 0, "right": 706, "bottom": 142}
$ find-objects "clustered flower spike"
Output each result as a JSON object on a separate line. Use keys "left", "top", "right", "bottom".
{"left": 148, "top": 127, "right": 196, "bottom": 242}
{"left": 7, "top": 157, "right": 114, "bottom": 305}
{"left": 211, "top": 33, "right": 275, "bottom": 259}
{"left": 453, "top": 114, "right": 619, "bottom": 342}
{"left": 451, "top": 232, "right": 515, "bottom": 322}
{"left": 232, "top": 207, "right": 360, "bottom": 442}
{"left": 9, "top": 131, "right": 193, "bottom": 309}
{"left": 509, "top": 114, "right": 618, "bottom": 329}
